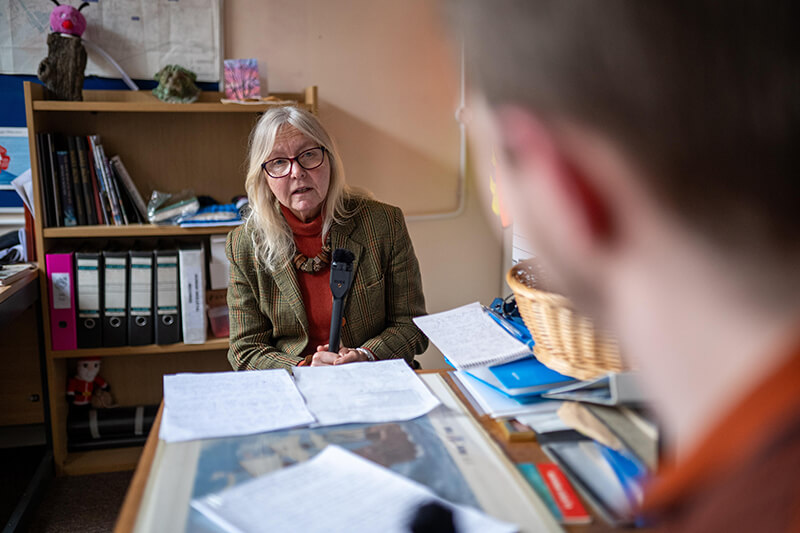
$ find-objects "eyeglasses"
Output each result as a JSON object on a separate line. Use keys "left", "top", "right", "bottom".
{"left": 261, "top": 147, "right": 326, "bottom": 179}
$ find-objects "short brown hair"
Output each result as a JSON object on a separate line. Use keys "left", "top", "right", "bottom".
{"left": 452, "top": 1, "right": 799, "bottom": 256}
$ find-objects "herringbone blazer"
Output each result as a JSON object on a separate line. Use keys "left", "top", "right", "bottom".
{"left": 226, "top": 197, "right": 428, "bottom": 370}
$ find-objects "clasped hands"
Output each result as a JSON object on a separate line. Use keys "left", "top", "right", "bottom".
{"left": 309, "top": 344, "right": 370, "bottom": 366}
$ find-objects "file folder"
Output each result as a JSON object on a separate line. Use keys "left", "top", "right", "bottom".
{"left": 128, "top": 249, "right": 154, "bottom": 346}
{"left": 102, "top": 249, "right": 129, "bottom": 346}
{"left": 75, "top": 248, "right": 103, "bottom": 348}
{"left": 179, "top": 243, "right": 207, "bottom": 344}
{"left": 155, "top": 247, "right": 181, "bottom": 344}
{"left": 46, "top": 250, "right": 77, "bottom": 351}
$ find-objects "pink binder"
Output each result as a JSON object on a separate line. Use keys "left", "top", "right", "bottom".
{"left": 46, "top": 251, "right": 77, "bottom": 351}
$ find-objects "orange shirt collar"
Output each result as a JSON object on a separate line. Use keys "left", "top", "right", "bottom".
{"left": 642, "top": 340, "right": 800, "bottom": 513}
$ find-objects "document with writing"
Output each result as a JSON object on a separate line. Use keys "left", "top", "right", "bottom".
{"left": 191, "top": 445, "right": 517, "bottom": 533}
{"left": 413, "top": 302, "right": 532, "bottom": 369}
{"left": 292, "top": 359, "right": 441, "bottom": 426}
{"left": 159, "top": 370, "right": 316, "bottom": 442}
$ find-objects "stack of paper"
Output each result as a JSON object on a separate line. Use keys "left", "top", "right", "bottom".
{"left": 293, "top": 359, "right": 441, "bottom": 426}
{"left": 192, "top": 445, "right": 516, "bottom": 533}
{"left": 413, "top": 302, "right": 533, "bottom": 369}
{"left": 160, "top": 369, "right": 316, "bottom": 442}
{"left": 160, "top": 360, "right": 441, "bottom": 443}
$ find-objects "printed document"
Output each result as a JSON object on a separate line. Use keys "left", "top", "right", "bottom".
{"left": 292, "top": 359, "right": 441, "bottom": 426}
{"left": 160, "top": 369, "right": 315, "bottom": 443}
{"left": 191, "top": 445, "right": 517, "bottom": 533}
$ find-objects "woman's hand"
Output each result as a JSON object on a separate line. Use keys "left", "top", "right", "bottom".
{"left": 310, "top": 344, "right": 371, "bottom": 366}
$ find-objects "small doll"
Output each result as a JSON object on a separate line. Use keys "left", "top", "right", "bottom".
{"left": 38, "top": 1, "right": 90, "bottom": 101}
{"left": 66, "top": 357, "right": 111, "bottom": 408}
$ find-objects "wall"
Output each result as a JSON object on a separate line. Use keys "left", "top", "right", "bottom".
{"left": 224, "top": 0, "right": 503, "bottom": 368}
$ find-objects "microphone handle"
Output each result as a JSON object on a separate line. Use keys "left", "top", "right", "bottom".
{"left": 329, "top": 296, "right": 344, "bottom": 353}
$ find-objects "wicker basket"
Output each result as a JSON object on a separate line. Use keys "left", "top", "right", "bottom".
{"left": 506, "top": 261, "right": 628, "bottom": 380}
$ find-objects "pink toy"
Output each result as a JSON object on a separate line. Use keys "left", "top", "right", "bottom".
{"left": 49, "top": 1, "right": 89, "bottom": 37}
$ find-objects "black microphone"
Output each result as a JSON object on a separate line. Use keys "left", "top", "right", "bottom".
{"left": 328, "top": 248, "right": 355, "bottom": 353}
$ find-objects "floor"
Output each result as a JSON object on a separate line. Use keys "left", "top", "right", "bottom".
{"left": 27, "top": 470, "right": 133, "bottom": 533}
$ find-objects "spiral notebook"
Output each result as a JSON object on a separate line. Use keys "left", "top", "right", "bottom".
{"left": 413, "top": 302, "right": 533, "bottom": 370}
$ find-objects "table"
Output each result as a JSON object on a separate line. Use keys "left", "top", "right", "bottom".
{"left": 115, "top": 370, "right": 639, "bottom": 533}
{"left": 1, "top": 269, "right": 54, "bottom": 533}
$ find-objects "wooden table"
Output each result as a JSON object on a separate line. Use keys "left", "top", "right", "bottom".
{"left": 115, "top": 370, "right": 634, "bottom": 533}
{"left": 1, "top": 269, "right": 54, "bottom": 533}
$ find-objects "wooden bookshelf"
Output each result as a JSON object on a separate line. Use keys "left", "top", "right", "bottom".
{"left": 43, "top": 224, "right": 236, "bottom": 238}
{"left": 24, "top": 81, "right": 319, "bottom": 475}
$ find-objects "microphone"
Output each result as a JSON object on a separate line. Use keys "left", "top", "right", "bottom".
{"left": 328, "top": 248, "right": 355, "bottom": 353}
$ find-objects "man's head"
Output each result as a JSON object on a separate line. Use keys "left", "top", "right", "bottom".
{"left": 450, "top": 1, "right": 800, "bottom": 440}
{"left": 453, "top": 0, "right": 799, "bottom": 315}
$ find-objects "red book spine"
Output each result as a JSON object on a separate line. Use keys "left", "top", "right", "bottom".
{"left": 538, "top": 463, "right": 591, "bottom": 524}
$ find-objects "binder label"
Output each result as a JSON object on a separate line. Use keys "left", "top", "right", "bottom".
{"left": 77, "top": 259, "right": 100, "bottom": 313}
{"left": 130, "top": 258, "right": 152, "bottom": 316}
{"left": 105, "top": 257, "right": 127, "bottom": 316}
{"left": 52, "top": 273, "right": 71, "bottom": 309}
{"left": 157, "top": 262, "right": 178, "bottom": 314}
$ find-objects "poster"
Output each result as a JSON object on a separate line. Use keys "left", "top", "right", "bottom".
{"left": 0, "top": 127, "right": 28, "bottom": 212}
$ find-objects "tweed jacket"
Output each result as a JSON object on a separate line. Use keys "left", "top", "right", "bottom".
{"left": 226, "top": 197, "right": 428, "bottom": 370}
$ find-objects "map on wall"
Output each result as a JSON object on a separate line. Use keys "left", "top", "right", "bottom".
{"left": 0, "top": 0, "right": 221, "bottom": 82}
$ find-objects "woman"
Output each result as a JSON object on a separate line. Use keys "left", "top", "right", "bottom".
{"left": 226, "top": 106, "right": 428, "bottom": 369}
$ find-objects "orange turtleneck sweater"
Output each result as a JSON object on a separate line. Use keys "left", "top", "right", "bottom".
{"left": 281, "top": 205, "right": 333, "bottom": 356}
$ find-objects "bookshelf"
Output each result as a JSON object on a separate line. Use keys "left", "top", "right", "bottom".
{"left": 23, "top": 81, "right": 319, "bottom": 475}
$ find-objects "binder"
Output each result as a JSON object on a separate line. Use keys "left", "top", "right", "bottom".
{"left": 155, "top": 247, "right": 181, "bottom": 344}
{"left": 178, "top": 243, "right": 207, "bottom": 344}
{"left": 46, "top": 250, "right": 77, "bottom": 351}
{"left": 102, "top": 249, "right": 129, "bottom": 346}
{"left": 75, "top": 248, "right": 103, "bottom": 348}
{"left": 128, "top": 249, "right": 154, "bottom": 345}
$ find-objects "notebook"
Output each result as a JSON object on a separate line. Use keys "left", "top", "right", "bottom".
{"left": 489, "top": 357, "right": 575, "bottom": 391}
{"left": 413, "top": 302, "right": 533, "bottom": 369}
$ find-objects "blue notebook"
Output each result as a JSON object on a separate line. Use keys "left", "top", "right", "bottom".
{"left": 489, "top": 357, "right": 574, "bottom": 390}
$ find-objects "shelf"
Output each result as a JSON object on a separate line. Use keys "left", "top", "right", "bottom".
{"left": 50, "top": 337, "right": 229, "bottom": 359}
{"left": 62, "top": 446, "right": 143, "bottom": 476}
{"left": 43, "top": 224, "right": 238, "bottom": 239}
{"left": 34, "top": 100, "right": 313, "bottom": 113}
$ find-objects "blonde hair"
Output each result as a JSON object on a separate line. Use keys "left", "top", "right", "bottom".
{"left": 244, "top": 106, "right": 359, "bottom": 271}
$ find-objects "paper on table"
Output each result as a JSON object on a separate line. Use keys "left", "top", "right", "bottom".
{"left": 413, "top": 302, "right": 532, "bottom": 369}
{"left": 292, "top": 359, "right": 440, "bottom": 426}
{"left": 160, "top": 370, "right": 316, "bottom": 442}
{"left": 191, "top": 445, "right": 517, "bottom": 533}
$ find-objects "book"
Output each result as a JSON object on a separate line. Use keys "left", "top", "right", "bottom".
{"left": 81, "top": 137, "right": 106, "bottom": 225}
{"left": 86, "top": 135, "right": 111, "bottom": 224}
{"left": 34, "top": 134, "right": 55, "bottom": 227}
{"left": 489, "top": 357, "right": 575, "bottom": 391}
{"left": 66, "top": 136, "right": 87, "bottom": 225}
{"left": 0, "top": 262, "right": 36, "bottom": 286}
{"left": 75, "top": 136, "right": 98, "bottom": 225}
{"left": 55, "top": 149, "right": 77, "bottom": 227}
{"left": 110, "top": 155, "right": 147, "bottom": 220}
{"left": 542, "top": 372, "right": 645, "bottom": 406}
{"left": 89, "top": 136, "right": 122, "bottom": 225}
{"left": 44, "top": 133, "right": 62, "bottom": 227}
{"left": 413, "top": 302, "right": 533, "bottom": 369}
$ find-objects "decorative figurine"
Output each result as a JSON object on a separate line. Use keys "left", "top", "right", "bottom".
{"left": 66, "top": 357, "right": 110, "bottom": 408}
{"left": 38, "top": 1, "right": 90, "bottom": 101}
{"left": 152, "top": 65, "right": 202, "bottom": 104}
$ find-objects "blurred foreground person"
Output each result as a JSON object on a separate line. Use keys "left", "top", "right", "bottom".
{"left": 451, "top": 1, "right": 800, "bottom": 531}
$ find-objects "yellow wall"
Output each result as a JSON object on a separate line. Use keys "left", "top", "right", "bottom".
{"left": 225, "top": 0, "right": 503, "bottom": 367}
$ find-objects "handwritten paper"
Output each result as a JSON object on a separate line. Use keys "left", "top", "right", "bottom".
{"left": 160, "top": 370, "right": 315, "bottom": 443}
{"left": 191, "top": 445, "right": 517, "bottom": 533}
{"left": 292, "top": 359, "right": 441, "bottom": 426}
{"left": 413, "top": 302, "right": 532, "bottom": 369}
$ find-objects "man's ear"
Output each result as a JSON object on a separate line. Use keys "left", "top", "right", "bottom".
{"left": 495, "top": 105, "right": 613, "bottom": 243}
